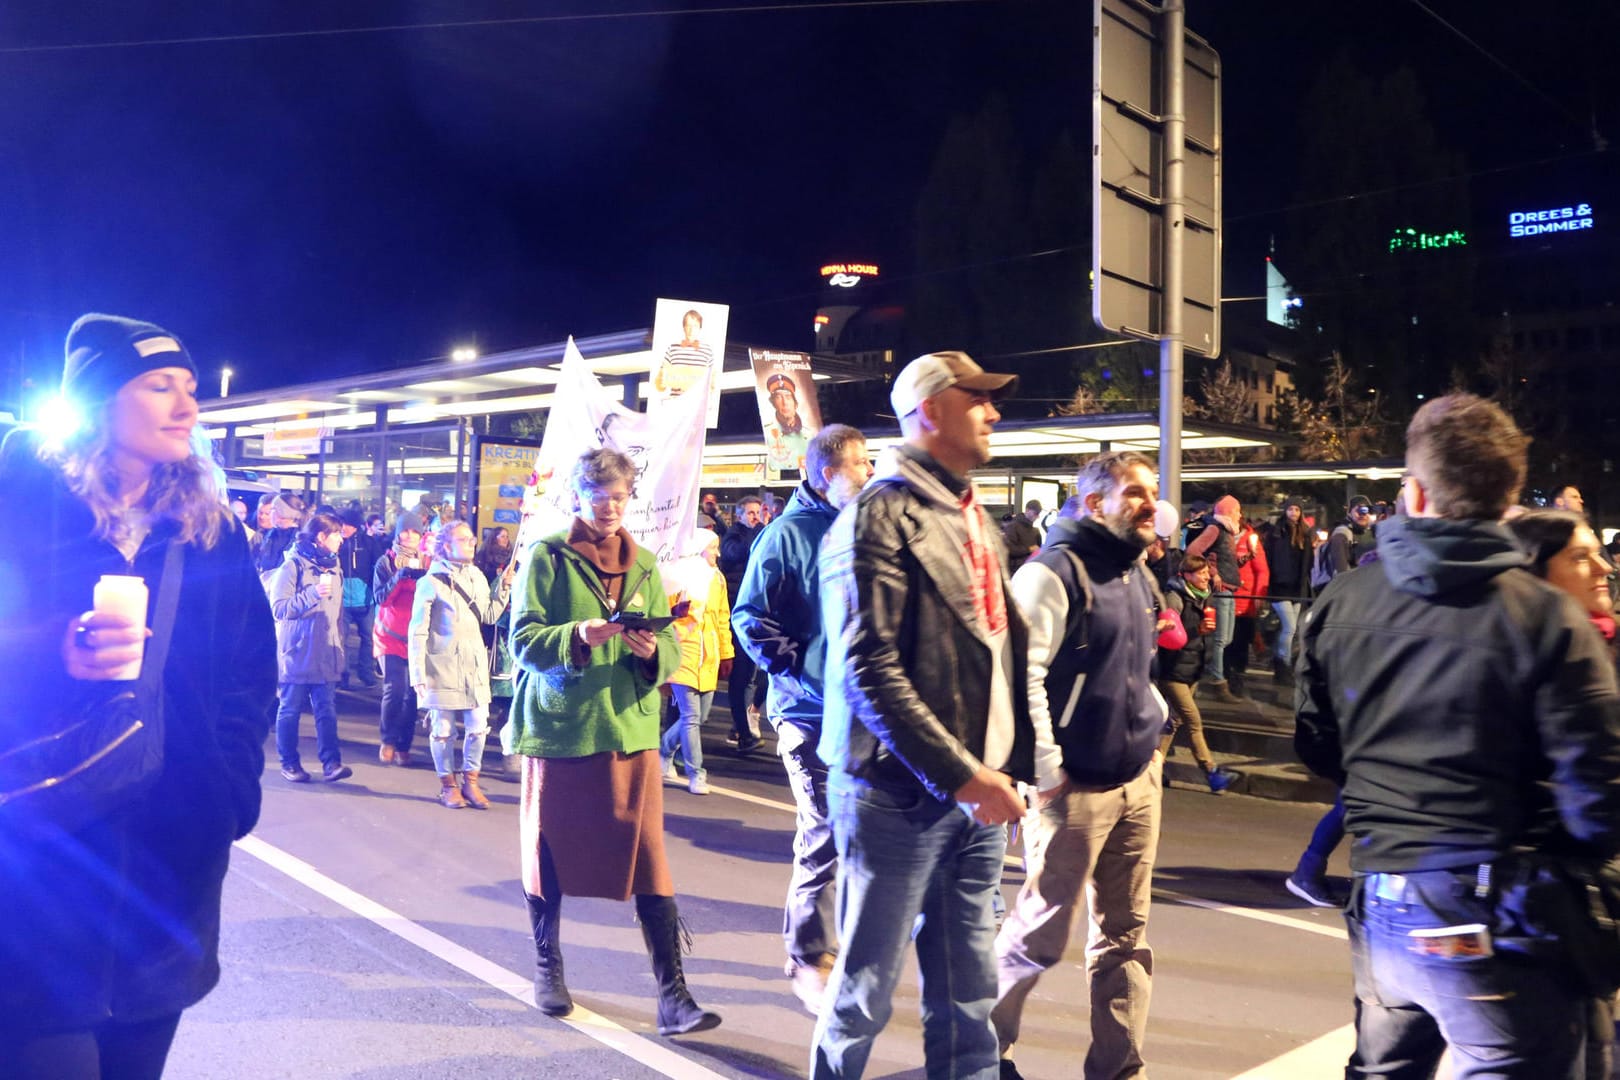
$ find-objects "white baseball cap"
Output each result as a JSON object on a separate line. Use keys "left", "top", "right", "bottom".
{"left": 890, "top": 350, "right": 1017, "bottom": 418}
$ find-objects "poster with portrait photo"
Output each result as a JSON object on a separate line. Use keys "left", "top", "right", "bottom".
{"left": 649, "top": 297, "right": 729, "bottom": 428}
{"left": 747, "top": 348, "right": 823, "bottom": 474}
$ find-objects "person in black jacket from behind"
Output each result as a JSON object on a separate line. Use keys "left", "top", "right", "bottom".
{"left": 1295, "top": 393, "right": 1620, "bottom": 1077}
{"left": 0, "top": 314, "right": 276, "bottom": 1079}
{"left": 720, "top": 495, "right": 766, "bottom": 749}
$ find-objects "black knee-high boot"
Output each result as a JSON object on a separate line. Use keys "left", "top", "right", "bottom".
{"left": 525, "top": 841, "right": 572, "bottom": 1016}
{"left": 635, "top": 894, "right": 721, "bottom": 1036}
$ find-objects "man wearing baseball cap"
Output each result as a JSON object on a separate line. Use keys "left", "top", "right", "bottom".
{"left": 812, "top": 351, "right": 1033, "bottom": 1078}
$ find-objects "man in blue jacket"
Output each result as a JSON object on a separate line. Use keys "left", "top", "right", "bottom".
{"left": 734, "top": 423, "right": 873, "bottom": 1015}
{"left": 993, "top": 450, "right": 1168, "bottom": 1080}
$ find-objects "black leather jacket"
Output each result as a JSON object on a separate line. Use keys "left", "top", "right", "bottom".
{"left": 818, "top": 445, "right": 1034, "bottom": 802}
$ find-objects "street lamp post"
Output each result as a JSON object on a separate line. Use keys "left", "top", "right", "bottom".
{"left": 220, "top": 367, "right": 233, "bottom": 398}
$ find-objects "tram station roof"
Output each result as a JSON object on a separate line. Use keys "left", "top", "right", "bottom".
{"left": 196, "top": 329, "right": 1282, "bottom": 470}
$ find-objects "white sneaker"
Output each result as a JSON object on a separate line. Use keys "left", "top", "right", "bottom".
{"left": 687, "top": 770, "right": 710, "bottom": 796}
{"left": 662, "top": 757, "right": 678, "bottom": 782}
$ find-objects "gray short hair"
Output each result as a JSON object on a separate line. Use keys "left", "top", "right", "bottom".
{"left": 806, "top": 424, "right": 866, "bottom": 493}
{"left": 1072, "top": 451, "right": 1155, "bottom": 506}
{"left": 570, "top": 448, "right": 637, "bottom": 502}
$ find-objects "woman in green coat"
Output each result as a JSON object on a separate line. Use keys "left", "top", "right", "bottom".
{"left": 507, "top": 447, "right": 721, "bottom": 1037}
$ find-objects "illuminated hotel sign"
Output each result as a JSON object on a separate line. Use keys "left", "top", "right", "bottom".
{"left": 1389, "top": 227, "right": 1467, "bottom": 253}
{"left": 1509, "top": 203, "right": 1593, "bottom": 238}
{"left": 820, "top": 262, "right": 879, "bottom": 288}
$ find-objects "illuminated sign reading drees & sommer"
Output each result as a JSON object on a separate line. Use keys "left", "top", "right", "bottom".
{"left": 1509, "top": 203, "right": 1594, "bottom": 238}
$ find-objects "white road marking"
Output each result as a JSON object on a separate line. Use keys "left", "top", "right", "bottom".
{"left": 1228, "top": 1023, "right": 1355, "bottom": 1078}
{"left": 706, "top": 782, "right": 1350, "bottom": 939}
{"left": 1153, "top": 887, "right": 1349, "bottom": 940}
{"left": 234, "top": 834, "right": 729, "bottom": 1080}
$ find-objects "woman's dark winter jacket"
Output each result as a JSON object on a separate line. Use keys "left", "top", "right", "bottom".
{"left": 0, "top": 431, "right": 277, "bottom": 1033}
{"left": 1158, "top": 577, "right": 1210, "bottom": 685}
{"left": 1263, "top": 526, "right": 1313, "bottom": 597}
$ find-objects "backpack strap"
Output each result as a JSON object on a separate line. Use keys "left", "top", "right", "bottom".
{"left": 431, "top": 570, "right": 479, "bottom": 613}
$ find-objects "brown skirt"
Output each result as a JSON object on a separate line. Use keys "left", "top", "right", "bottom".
{"left": 519, "top": 749, "right": 673, "bottom": 901}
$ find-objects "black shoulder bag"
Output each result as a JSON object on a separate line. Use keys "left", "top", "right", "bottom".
{"left": 0, "top": 540, "right": 184, "bottom": 836}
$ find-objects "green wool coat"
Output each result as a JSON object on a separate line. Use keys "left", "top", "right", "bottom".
{"left": 507, "top": 529, "right": 679, "bottom": 758}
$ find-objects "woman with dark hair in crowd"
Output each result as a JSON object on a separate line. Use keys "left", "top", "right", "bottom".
{"left": 269, "top": 511, "right": 353, "bottom": 783}
{"left": 506, "top": 447, "right": 721, "bottom": 1035}
{"left": 1509, "top": 509, "right": 1616, "bottom": 650}
{"left": 1263, "top": 497, "right": 1314, "bottom": 685}
{"left": 475, "top": 525, "right": 514, "bottom": 580}
{"left": 1506, "top": 507, "right": 1618, "bottom": 1080}
{"left": 0, "top": 314, "right": 276, "bottom": 1078}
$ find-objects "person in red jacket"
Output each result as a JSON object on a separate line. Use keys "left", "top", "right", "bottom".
{"left": 1224, "top": 517, "right": 1270, "bottom": 698}
{"left": 373, "top": 523, "right": 427, "bottom": 765}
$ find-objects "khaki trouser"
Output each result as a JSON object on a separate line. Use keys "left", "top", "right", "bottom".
{"left": 1158, "top": 679, "right": 1216, "bottom": 774}
{"left": 992, "top": 763, "right": 1162, "bottom": 1079}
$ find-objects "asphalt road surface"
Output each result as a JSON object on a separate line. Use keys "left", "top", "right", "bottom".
{"left": 162, "top": 691, "right": 1358, "bottom": 1079}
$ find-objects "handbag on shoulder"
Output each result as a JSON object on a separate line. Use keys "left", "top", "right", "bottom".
{"left": 0, "top": 540, "right": 184, "bottom": 836}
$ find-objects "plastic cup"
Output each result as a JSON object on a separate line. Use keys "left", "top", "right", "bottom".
{"left": 318, "top": 572, "right": 333, "bottom": 598}
{"left": 93, "top": 574, "right": 149, "bottom": 681}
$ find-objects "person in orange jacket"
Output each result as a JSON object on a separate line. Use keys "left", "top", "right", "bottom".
{"left": 1225, "top": 517, "right": 1270, "bottom": 697}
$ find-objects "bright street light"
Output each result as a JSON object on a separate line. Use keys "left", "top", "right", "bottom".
{"left": 450, "top": 346, "right": 478, "bottom": 363}
{"left": 220, "top": 367, "right": 234, "bottom": 398}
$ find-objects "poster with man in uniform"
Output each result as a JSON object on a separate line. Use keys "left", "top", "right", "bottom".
{"left": 747, "top": 348, "right": 823, "bottom": 474}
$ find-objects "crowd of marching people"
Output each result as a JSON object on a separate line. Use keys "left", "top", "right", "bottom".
{"left": 6, "top": 314, "right": 1620, "bottom": 1080}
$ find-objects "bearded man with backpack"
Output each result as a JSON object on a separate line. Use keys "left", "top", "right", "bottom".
{"left": 1312, "top": 496, "right": 1374, "bottom": 590}
{"left": 993, "top": 450, "right": 1169, "bottom": 1079}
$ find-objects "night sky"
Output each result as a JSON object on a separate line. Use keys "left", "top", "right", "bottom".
{"left": 1, "top": 0, "right": 1613, "bottom": 402}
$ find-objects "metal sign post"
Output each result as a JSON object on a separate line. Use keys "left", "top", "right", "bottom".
{"left": 1093, "top": 0, "right": 1221, "bottom": 517}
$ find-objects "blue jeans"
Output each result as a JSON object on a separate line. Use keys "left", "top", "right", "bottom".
{"left": 1271, "top": 600, "right": 1300, "bottom": 662}
{"left": 276, "top": 682, "right": 341, "bottom": 769}
{"left": 660, "top": 684, "right": 711, "bottom": 776}
{"left": 1204, "top": 593, "right": 1235, "bottom": 681}
{"left": 428, "top": 706, "right": 489, "bottom": 776}
{"left": 779, "top": 731, "right": 837, "bottom": 969}
{"left": 1345, "top": 869, "right": 1590, "bottom": 1078}
{"left": 342, "top": 606, "right": 376, "bottom": 683}
{"left": 811, "top": 779, "right": 1005, "bottom": 1080}
{"left": 1296, "top": 796, "right": 1346, "bottom": 882}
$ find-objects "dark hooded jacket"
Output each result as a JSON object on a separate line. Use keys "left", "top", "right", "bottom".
{"left": 0, "top": 430, "right": 276, "bottom": 1031}
{"left": 1295, "top": 514, "right": 1620, "bottom": 873}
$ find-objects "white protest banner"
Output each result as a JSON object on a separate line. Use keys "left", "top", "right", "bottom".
{"left": 649, "top": 298, "right": 729, "bottom": 428}
{"left": 517, "top": 337, "right": 711, "bottom": 570}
